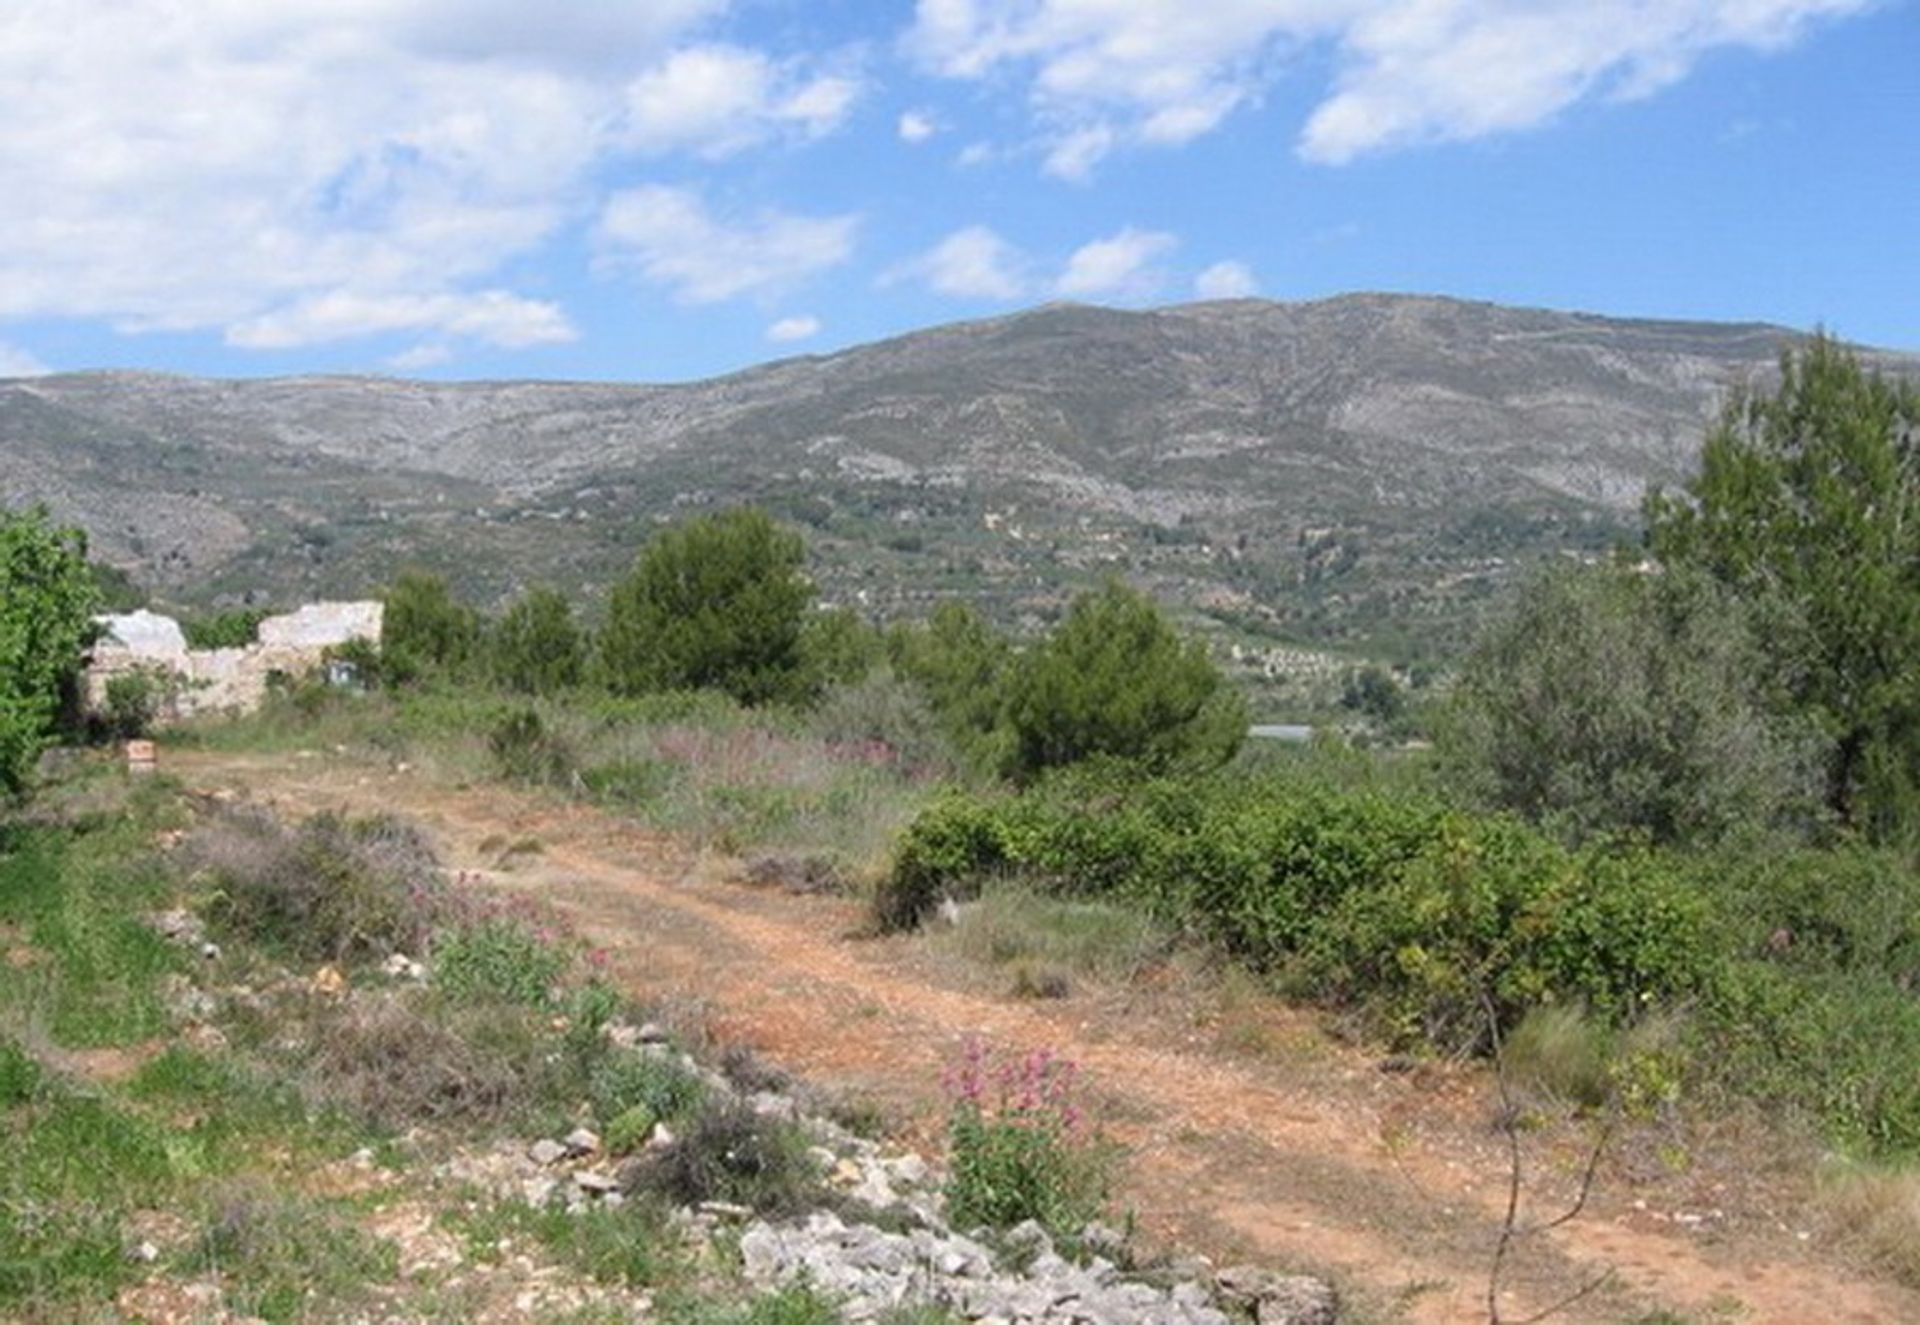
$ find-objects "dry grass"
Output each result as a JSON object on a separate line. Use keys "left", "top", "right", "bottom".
{"left": 939, "top": 886, "right": 1174, "bottom": 992}
{"left": 1822, "top": 1162, "right": 1920, "bottom": 1286}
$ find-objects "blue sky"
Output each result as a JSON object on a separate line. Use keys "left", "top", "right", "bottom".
{"left": 0, "top": 0, "right": 1913, "bottom": 383}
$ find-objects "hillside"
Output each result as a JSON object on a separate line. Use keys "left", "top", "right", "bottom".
{"left": 5, "top": 293, "right": 1908, "bottom": 666}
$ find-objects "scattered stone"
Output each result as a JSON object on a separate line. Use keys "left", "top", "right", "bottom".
{"left": 199, "top": 940, "right": 222, "bottom": 961}
{"left": 523, "top": 1176, "right": 558, "bottom": 1207}
{"left": 311, "top": 965, "right": 346, "bottom": 996}
{"left": 127, "top": 1240, "right": 160, "bottom": 1263}
{"left": 381, "top": 952, "right": 427, "bottom": 981}
{"left": 884, "top": 1153, "right": 930, "bottom": 1187}
{"left": 562, "top": 1127, "right": 601, "bottom": 1158}
{"left": 636, "top": 1021, "right": 670, "bottom": 1044}
{"left": 737, "top": 1216, "right": 1231, "bottom": 1324}
{"left": 1079, "top": 1219, "right": 1127, "bottom": 1258}
{"left": 1217, "top": 1266, "right": 1338, "bottom": 1325}
{"left": 697, "top": 1201, "right": 754, "bottom": 1220}
{"left": 603, "top": 1022, "right": 641, "bottom": 1049}
{"left": 573, "top": 1170, "right": 619, "bottom": 1194}
{"left": 528, "top": 1139, "right": 568, "bottom": 1166}
{"left": 647, "top": 1122, "right": 676, "bottom": 1150}
{"left": 148, "top": 909, "right": 206, "bottom": 947}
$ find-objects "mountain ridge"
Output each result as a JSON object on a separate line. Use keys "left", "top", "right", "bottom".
{"left": 4, "top": 293, "right": 1913, "bottom": 668}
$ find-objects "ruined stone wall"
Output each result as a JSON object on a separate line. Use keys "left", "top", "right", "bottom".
{"left": 84, "top": 601, "right": 383, "bottom": 722}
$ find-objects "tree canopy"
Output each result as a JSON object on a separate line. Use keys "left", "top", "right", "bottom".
{"left": 489, "top": 586, "right": 585, "bottom": 696}
{"left": 1442, "top": 562, "right": 1820, "bottom": 845}
{"left": 599, "top": 508, "right": 815, "bottom": 705}
{"left": 0, "top": 506, "right": 100, "bottom": 794}
{"left": 1006, "top": 580, "right": 1245, "bottom": 780}
{"left": 1647, "top": 335, "right": 1920, "bottom": 840}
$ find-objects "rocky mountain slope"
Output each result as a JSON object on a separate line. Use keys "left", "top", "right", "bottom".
{"left": 5, "top": 293, "right": 1908, "bottom": 663}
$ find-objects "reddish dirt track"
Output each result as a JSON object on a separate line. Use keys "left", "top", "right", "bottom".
{"left": 176, "top": 750, "right": 1915, "bottom": 1325}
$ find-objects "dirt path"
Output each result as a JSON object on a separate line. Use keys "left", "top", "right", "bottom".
{"left": 177, "top": 750, "right": 1912, "bottom": 1325}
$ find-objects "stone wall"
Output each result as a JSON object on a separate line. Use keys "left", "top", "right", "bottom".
{"left": 84, "top": 601, "right": 382, "bottom": 722}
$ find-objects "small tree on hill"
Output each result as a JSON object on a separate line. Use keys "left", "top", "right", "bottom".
{"left": 380, "top": 571, "right": 480, "bottom": 686}
{"left": 1006, "top": 580, "right": 1246, "bottom": 780}
{"left": 490, "top": 587, "right": 585, "bottom": 696}
{"left": 891, "top": 601, "right": 1018, "bottom": 772}
{"left": 599, "top": 508, "right": 814, "bottom": 705}
{"left": 0, "top": 506, "right": 101, "bottom": 794}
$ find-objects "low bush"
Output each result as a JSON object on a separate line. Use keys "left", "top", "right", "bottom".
{"left": 943, "top": 1041, "right": 1109, "bottom": 1239}
{"left": 188, "top": 808, "right": 444, "bottom": 963}
{"left": 625, "top": 1101, "right": 821, "bottom": 1217}
{"left": 301, "top": 994, "right": 533, "bottom": 1130}
{"left": 432, "top": 918, "right": 565, "bottom": 1008}
{"left": 591, "top": 1050, "right": 707, "bottom": 1129}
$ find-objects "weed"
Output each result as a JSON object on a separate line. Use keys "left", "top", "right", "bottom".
{"left": 433, "top": 918, "right": 565, "bottom": 1008}
{"left": 455, "top": 1196, "right": 681, "bottom": 1288}
{"left": 1503, "top": 1005, "right": 1612, "bottom": 1109}
{"left": 188, "top": 1186, "right": 398, "bottom": 1322}
{"left": 188, "top": 807, "right": 443, "bottom": 963}
{"left": 1821, "top": 1161, "right": 1920, "bottom": 1287}
{"left": 301, "top": 994, "right": 533, "bottom": 1130}
{"left": 591, "top": 1050, "right": 708, "bottom": 1128}
{"left": 944, "top": 887, "right": 1172, "bottom": 988}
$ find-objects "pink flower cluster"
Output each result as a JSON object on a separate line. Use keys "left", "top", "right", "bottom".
{"left": 943, "top": 1038, "right": 1085, "bottom": 1134}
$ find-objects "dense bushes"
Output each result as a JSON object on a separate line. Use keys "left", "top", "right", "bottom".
{"left": 885, "top": 773, "right": 1717, "bottom": 1051}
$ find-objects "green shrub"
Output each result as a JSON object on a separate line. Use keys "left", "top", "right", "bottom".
{"left": 433, "top": 919, "right": 565, "bottom": 1008}
{"left": 487, "top": 707, "right": 573, "bottom": 786}
{"left": 0, "top": 1041, "right": 40, "bottom": 1107}
{"left": 884, "top": 777, "right": 1718, "bottom": 1050}
{"left": 102, "top": 665, "right": 178, "bottom": 738}
{"left": 181, "top": 607, "right": 268, "bottom": 650}
{"left": 590, "top": 1051, "right": 707, "bottom": 1128}
{"left": 380, "top": 571, "right": 481, "bottom": 686}
{"left": 626, "top": 1101, "right": 821, "bottom": 1217}
{"left": 0, "top": 505, "right": 101, "bottom": 796}
{"left": 1440, "top": 563, "right": 1821, "bottom": 846}
{"left": 605, "top": 1103, "right": 659, "bottom": 1156}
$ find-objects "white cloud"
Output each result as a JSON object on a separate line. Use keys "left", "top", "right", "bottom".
{"left": 1042, "top": 125, "right": 1116, "bottom": 182}
{"left": 1194, "top": 260, "right": 1258, "bottom": 299}
{"left": 895, "top": 226, "right": 1030, "bottom": 300}
{"left": 898, "top": 110, "right": 939, "bottom": 143}
{"left": 1057, "top": 227, "right": 1178, "bottom": 299}
{"left": 767, "top": 315, "right": 823, "bottom": 343}
{"left": 0, "top": 342, "right": 50, "bottom": 377}
{"left": 907, "top": 1, "right": 1871, "bottom": 172}
{"left": 598, "top": 186, "right": 858, "bottom": 305}
{"left": 0, "top": 1, "right": 866, "bottom": 353}
{"left": 387, "top": 342, "right": 454, "bottom": 372}
{"left": 229, "top": 290, "right": 574, "bottom": 350}
{"left": 620, "top": 44, "right": 860, "bottom": 157}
